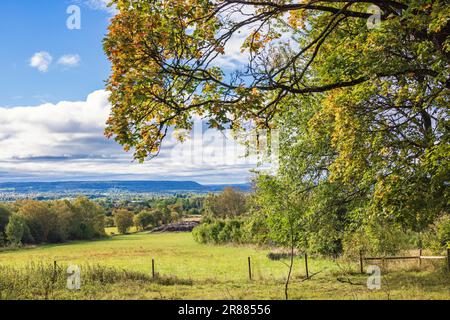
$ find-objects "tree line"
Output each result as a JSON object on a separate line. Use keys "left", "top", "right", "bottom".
{"left": 194, "top": 187, "right": 450, "bottom": 257}
{"left": 0, "top": 195, "right": 205, "bottom": 247}
{"left": 0, "top": 198, "right": 105, "bottom": 246}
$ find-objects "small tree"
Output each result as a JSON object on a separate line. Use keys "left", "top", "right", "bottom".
{"left": 204, "top": 187, "right": 247, "bottom": 218}
{"left": 5, "top": 215, "right": 26, "bottom": 246}
{"left": 114, "top": 209, "right": 134, "bottom": 234}
{"left": 253, "top": 175, "right": 307, "bottom": 300}
{"left": 134, "top": 210, "right": 155, "bottom": 230}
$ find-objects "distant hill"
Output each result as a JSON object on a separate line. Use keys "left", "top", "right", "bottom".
{"left": 0, "top": 180, "right": 251, "bottom": 195}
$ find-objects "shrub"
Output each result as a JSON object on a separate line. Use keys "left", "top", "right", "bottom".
{"left": 436, "top": 215, "right": 450, "bottom": 248}
{"left": 192, "top": 219, "right": 244, "bottom": 244}
{"left": 343, "top": 220, "right": 412, "bottom": 259}
{"left": 422, "top": 215, "right": 450, "bottom": 253}
{"left": 192, "top": 224, "right": 209, "bottom": 244}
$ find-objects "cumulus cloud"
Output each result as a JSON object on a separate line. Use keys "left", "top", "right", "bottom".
{"left": 0, "top": 90, "right": 111, "bottom": 160}
{"left": 57, "top": 54, "right": 81, "bottom": 67}
{"left": 0, "top": 90, "right": 264, "bottom": 183}
{"left": 84, "top": 0, "right": 118, "bottom": 14}
{"left": 30, "top": 51, "right": 53, "bottom": 72}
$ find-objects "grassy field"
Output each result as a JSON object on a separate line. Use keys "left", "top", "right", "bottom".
{"left": 0, "top": 232, "right": 449, "bottom": 300}
{"left": 105, "top": 226, "right": 138, "bottom": 235}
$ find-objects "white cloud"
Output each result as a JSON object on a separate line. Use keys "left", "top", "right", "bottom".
{"left": 30, "top": 52, "right": 53, "bottom": 72}
{"left": 84, "top": 0, "right": 118, "bottom": 14}
{"left": 0, "top": 90, "right": 263, "bottom": 184}
{"left": 58, "top": 54, "right": 81, "bottom": 67}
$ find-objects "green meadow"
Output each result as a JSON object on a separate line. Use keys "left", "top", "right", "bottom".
{"left": 0, "top": 232, "right": 449, "bottom": 300}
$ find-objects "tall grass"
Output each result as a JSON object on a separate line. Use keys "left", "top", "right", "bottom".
{"left": 0, "top": 262, "right": 192, "bottom": 300}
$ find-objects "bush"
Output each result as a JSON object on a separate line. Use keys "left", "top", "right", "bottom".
{"left": 436, "top": 215, "right": 450, "bottom": 248}
{"left": 422, "top": 215, "right": 450, "bottom": 253}
{"left": 192, "top": 223, "right": 208, "bottom": 244}
{"left": 192, "top": 219, "right": 244, "bottom": 244}
{"left": 342, "top": 220, "right": 412, "bottom": 259}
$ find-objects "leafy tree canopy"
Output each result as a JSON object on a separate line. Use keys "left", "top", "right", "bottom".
{"left": 104, "top": 0, "right": 449, "bottom": 161}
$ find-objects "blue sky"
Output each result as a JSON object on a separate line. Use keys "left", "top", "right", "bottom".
{"left": 0, "top": 1, "right": 263, "bottom": 184}
{"left": 0, "top": 0, "right": 111, "bottom": 106}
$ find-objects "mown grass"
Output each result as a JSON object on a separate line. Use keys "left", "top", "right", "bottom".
{"left": 0, "top": 232, "right": 448, "bottom": 300}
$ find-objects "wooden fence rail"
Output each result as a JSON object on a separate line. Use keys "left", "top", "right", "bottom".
{"left": 359, "top": 248, "right": 450, "bottom": 274}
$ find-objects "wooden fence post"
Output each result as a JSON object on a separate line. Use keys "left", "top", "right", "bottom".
{"left": 359, "top": 250, "right": 364, "bottom": 274}
{"left": 53, "top": 260, "right": 57, "bottom": 283}
{"left": 419, "top": 248, "right": 422, "bottom": 268}
{"left": 447, "top": 249, "right": 450, "bottom": 272}
{"left": 304, "top": 253, "right": 309, "bottom": 279}
{"left": 248, "top": 257, "right": 252, "bottom": 280}
{"left": 152, "top": 258, "right": 155, "bottom": 279}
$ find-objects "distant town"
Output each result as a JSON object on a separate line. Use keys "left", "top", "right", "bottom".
{"left": 0, "top": 180, "right": 251, "bottom": 201}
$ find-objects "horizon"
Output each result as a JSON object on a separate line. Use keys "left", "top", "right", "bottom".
{"left": 0, "top": 179, "right": 251, "bottom": 186}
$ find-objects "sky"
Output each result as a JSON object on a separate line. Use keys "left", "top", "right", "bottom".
{"left": 0, "top": 0, "right": 266, "bottom": 184}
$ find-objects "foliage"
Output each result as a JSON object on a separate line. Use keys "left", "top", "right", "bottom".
{"left": 18, "top": 201, "right": 58, "bottom": 243}
{"left": 113, "top": 209, "right": 134, "bottom": 234}
{"left": 133, "top": 210, "right": 156, "bottom": 230}
{"left": 192, "top": 219, "right": 244, "bottom": 244}
{"left": 99, "top": 0, "right": 445, "bottom": 262}
{"left": 204, "top": 187, "right": 247, "bottom": 219}
{"left": 0, "top": 206, "right": 11, "bottom": 246}
{"left": 251, "top": 175, "right": 307, "bottom": 251}
{"left": 422, "top": 214, "right": 450, "bottom": 253}
{"left": 436, "top": 216, "right": 450, "bottom": 249}
{"left": 64, "top": 198, "right": 106, "bottom": 240}
{"left": 102, "top": 0, "right": 448, "bottom": 259}
{"left": 0, "top": 198, "right": 105, "bottom": 246}
{"left": 0, "top": 195, "right": 200, "bottom": 247}
{"left": 342, "top": 219, "right": 413, "bottom": 258}
{"left": 105, "top": 216, "right": 115, "bottom": 228}
{"left": 104, "top": 0, "right": 449, "bottom": 161}
{"left": 5, "top": 215, "right": 26, "bottom": 246}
